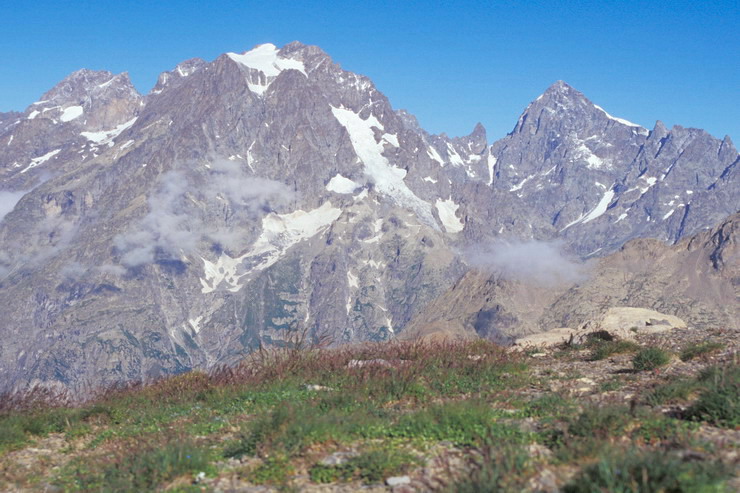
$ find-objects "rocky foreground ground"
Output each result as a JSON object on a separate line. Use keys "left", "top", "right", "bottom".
{"left": 0, "top": 321, "right": 737, "bottom": 492}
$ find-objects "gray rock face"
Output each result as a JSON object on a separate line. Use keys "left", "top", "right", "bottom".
{"left": 0, "top": 42, "right": 736, "bottom": 392}
{"left": 476, "top": 81, "right": 738, "bottom": 255}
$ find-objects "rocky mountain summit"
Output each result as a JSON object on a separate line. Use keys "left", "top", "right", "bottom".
{"left": 0, "top": 42, "right": 737, "bottom": 392}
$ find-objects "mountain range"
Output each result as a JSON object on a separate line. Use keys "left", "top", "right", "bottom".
{"left": 0, "top": 42, "right": 737, "bottom": 393}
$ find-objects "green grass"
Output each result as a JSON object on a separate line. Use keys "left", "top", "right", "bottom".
{"left": 1, "top": 338, "right": 736, "bottom": 492}
{"left": 390, "top": 400, "right": 528, "bottom": 446}
{"left": 632, "top": 347, "right": 671, "bottom": 371}
{"left": 563, "top": 448, "right": 732, "bottom": 492}
{"left": 680, "top": 341, "right": 725, "bottom": 362}
{"left": 225, "top": 398, "right": 528, "bottom": 461}
{"left": 56, "top": 439, "right": 215, "bottom": 492}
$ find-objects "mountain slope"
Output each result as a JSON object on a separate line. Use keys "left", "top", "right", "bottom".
{"left": 0, "top": 42, "right": 736, "bottom": 392}
{"left": 405, "top": 212, "right": 739, "bottom": 341}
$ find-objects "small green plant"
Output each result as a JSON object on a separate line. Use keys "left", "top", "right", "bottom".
{"left": 632, "top": 414, "right": 698, "bottom": 443}
{"left": 563, "top": 448, "right": 732, "bottom": 492}
{"left": 680, "top": 341, "right": 725, "bottom": 362}
{"left": 686, "top": 364, "right": 739, "bottom": 428}
{"left": 391, "top": 401, "right": 526, "bottom": 446}
{"left": 567, "top": 405, "right": 631, "bottom": 439}
{"left": 632, "top": 347, "right": 670, "bottom": 371}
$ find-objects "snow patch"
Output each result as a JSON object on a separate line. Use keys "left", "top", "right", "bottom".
{"left": 27, "top": 110, "right": 40, "bottom": 120}
{"left": 575, "top": 142, "right": 605, "bottom": 169}
{"left": 81, "top": 117, "right": 137, "bottom": 145}
{"left": 639, "top": 176, "right": 657, "bottom": 194}
{"left": 615, "top": 212, "right": 628, "bottom": 223}
{"left": 582, "top": 189, "right": 615, "bottom": 223}
{"left": 561, "top": 188, "right": 615, "bottom": 230}
{"left": 331, "top": 106, "right": 436, "bottom": 228}
{"left": 60, "top": 105, "right": 83, "bottom": 122}
{"left": 427, "top": 146, "right": 445, "bottom": 166}
{"left": 20, "top": 149, "right": 61, "bottom": 174}
{"left": 347, "top": 270, "right": 359, "bottom": 289}
{"left": 382, "top": 133, "right": 399, "bottom": 147}
{"left": 487, "top": 154, "right": 496, "bottom": 186}
{"left": 446, "top": 143, "right": 464, "bottom": 166}
{"left": 189, "top": 317, "right": 203, "bottom": 334}
{"left": 423, "top": 176, "right": 437, "bottom": 184}
{"left": 200, "top": 202, "right": 341, "bottom": 293}
{"left": 326, "top": 174, "right": 359, "bottom": 194}
{"left": 593, "top": 104, "right": 647, "bottom": 134}
{"left": 227, "top": 43, "right": 306, "bottom": 95}
{"left": 435, "top": 198, "right": 464, "bottom": 233}
{"left": 510, "top": 174, "right": 535, "bottom": 192}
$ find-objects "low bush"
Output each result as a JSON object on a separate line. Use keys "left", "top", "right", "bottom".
{"left": 632, "top": 347, "right": 670, "bottom": 371}
{"left": 588, "top": 340, "right": 639, "bottom": 361}
{"left": 686, "top": 364, "right": 739, "bottom": 428}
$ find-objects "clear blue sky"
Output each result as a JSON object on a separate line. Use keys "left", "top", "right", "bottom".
{"left": 1, "top": 0, "right": 738, "bottom": 141}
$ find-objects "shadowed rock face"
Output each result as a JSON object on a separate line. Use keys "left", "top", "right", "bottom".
{"left": 406, "top": 213, "right": 739, "bottom": 342}
{"left": 0, "top": 42, "right": 737, "bottom": 392}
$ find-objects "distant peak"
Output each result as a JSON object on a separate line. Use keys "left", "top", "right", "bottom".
{"left": 539, "top": 80, "right": 584, "bottom": 100}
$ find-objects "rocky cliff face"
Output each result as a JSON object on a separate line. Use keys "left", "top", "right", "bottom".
{"left": 0, "top": 42, "right": 737, "bottom": 392}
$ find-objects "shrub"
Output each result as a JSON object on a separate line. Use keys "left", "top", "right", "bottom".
{"left": 588, "top": 340, "right": 639, "bottom": 361}
{"left": 632, "top": 347, "right": 670, "bottom": 371}
{"left": 563, "top": 448, "right": 731, "bottom": 492}
{"left": 686, "top": 364, "right": 739, "bottom": 428}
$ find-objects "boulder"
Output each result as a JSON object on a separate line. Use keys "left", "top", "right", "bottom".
{"left": 578, "top": 307, "right": 687, "bottom": 341}
{"left": 513, "top": 328, "right": 576, "bottom": 349}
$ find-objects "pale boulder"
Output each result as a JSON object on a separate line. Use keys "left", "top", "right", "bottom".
{"left": 513, "top": 328, "right": 577, "bottom": 349}
{"left": 578, "top": 307, "right": 687, "bottom": 341}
